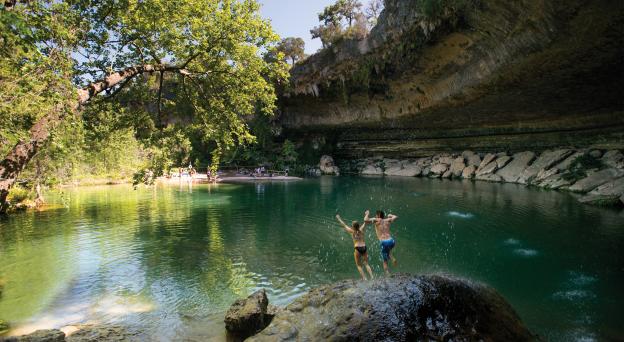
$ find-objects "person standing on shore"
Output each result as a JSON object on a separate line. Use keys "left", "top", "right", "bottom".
{"left": 365, "top": 209, "right": 398, "bottom": 275}
{"left": 335, "top": 214, "right": 375, "bottom": 280}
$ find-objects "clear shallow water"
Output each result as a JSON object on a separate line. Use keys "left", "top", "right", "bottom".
{"left": 0, "top": 177, "right": 623, "bottom": 341}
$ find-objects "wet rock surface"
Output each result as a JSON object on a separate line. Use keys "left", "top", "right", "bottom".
{"left": 247, "top": 274, "right": 535, "bottom": 342}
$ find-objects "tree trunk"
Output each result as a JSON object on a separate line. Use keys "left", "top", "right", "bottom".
{"left": 0, "top": 64, "right": 188, "bottom": 214}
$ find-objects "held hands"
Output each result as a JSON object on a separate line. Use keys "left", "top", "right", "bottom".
{"left": 364, "top": 210, "right": 369, "bottom": 216}
{"left": 335, "top": 214, "right": 341, "bottom": 220}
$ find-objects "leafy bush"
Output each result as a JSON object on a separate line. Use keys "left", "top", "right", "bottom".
{"left": 7, "top": 186, "right": 30, "bottom": 203}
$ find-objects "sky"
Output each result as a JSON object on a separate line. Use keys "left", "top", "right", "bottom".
{"left": 259, "top": 0, "right": 336, "bottom": 54}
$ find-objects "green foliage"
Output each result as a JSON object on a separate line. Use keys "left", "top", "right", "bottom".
{"left": 279, "top": 140, "right": 298, "bottom": 165}
{"left": 311, "top": 0, "right": 370, "bottom": 48}
{"left": 561, "top": 155, "right": 605, "bottom": 182}
{"left": 276, "top": 37, "right": 306, "bottom": 65}
{"left": 1, "top": 0, "right": 289, "bottom": 188}
{"left": 6, "top": 185, "right": 30, "bottom": 203}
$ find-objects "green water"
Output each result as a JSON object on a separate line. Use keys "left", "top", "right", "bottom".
{"left": 0, "top": 177, "right": 622, "bottom": 340}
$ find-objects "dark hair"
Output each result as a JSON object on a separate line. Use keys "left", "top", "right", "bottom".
{"left": 376, "top": 210, "right": 385, "bottom": 219}
{"left": 352, "top": 221, "right": 360, "bottom": 231}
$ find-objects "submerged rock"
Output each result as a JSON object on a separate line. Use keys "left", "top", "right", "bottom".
{"left": 224, "top": 289, "right": 272, "bottom": 339}
{"left": 65, "top": 326, "right": 132, "bottom": 342}
{"left": 248, "top": 274, "right": 535, "bottom": 342}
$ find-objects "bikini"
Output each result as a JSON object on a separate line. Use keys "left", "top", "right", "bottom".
{"left": 354, "top": 245, "right": 367, "bottom": 255}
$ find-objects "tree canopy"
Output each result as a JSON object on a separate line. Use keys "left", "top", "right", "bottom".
{"left": 276, "top": 37, "right": 306, "bottom": 65}
{"left": 0, "top": 0, "right": 288, "bottom": 212}
{"left": 310, "top": 0, "right": 383, "bottom": 48}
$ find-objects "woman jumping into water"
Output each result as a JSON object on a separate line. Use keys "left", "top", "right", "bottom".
{"left": 335, "top": 213, "right": 374, "bottom": 280}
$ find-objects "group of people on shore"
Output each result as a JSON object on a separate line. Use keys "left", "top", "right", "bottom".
{"left": 335, "top": 210, "right": 398, "bottom": 280}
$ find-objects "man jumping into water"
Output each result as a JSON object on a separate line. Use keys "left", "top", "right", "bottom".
{"left": 335, "top": 214, "right": 374, "bottom": 280}
{"left": 364, "top": 209, "right": 398, "bottom": 275}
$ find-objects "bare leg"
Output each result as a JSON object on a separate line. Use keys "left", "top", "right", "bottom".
{"left": 362, "top": 253, "right": 374, "bottom": 279}
{"left": 354, "top": 251, "right": 367, "bottom": 280}
{"left": 382, "top": 260, "right": 389, "bottom": 275}
{"left": 390, "top": 249, "right": 397, "bottom": 266}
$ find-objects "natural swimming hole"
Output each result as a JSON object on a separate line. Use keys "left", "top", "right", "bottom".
{"left": 0, "top": 176, "right": 622, "bottom": 340}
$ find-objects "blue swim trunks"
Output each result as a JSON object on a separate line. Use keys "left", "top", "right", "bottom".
{"left": 380, "top": 238, "right": 396, "bottom": 261}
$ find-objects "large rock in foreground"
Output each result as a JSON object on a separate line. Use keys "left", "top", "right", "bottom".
{"left": 225, "top": 289, "right": 273, "bottom": 340}
{"left": 248, "top": 274, "right": 535, "bottom": 341}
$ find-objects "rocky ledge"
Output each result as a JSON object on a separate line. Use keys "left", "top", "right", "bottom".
{"left": 0, "top": 326, "right": 133, "bottom": 342}
{"left": 226, "top": 274, "right": 535, "bottom": 341}
{"left": 330, "top": 148, "right": 624, "bottom": 207}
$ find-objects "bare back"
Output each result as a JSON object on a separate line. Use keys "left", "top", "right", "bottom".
{"left": 373, "top": 218, "right": 392, "bottom": 241}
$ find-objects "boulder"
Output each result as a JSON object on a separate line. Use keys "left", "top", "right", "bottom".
{"left": 361, "top": 165, "right": 383, "bottom": 175}
{"left": 496, "top": 155, "right": 512, "bottom": 169}
{"left": 450, "top": 157, "right": 466, "bottom": 177}
{"left": 422, "top": 166, "right": 431, "bottom": 176}
{"left": 538, "top": 174, "right": 574, "bottom": 189}
{"left": 517, "top": 149, "right": 572, "bottom": 184}
{"left": 496, "top": 152, "right": 536, "bottom": 183}
{"left": 476, "top": 173, "right": 503, "bottom": 182}
{"left": 602, "top": 150, "right": 624, "bottom": 169}
{"left": 466, "top": 153, "right": 482, "bottom": 167}
{"left": 554, "top": 151, "right": 583, "bottom": 170}
{"left": 588, "top": 177, "right": 624, "bottom": 199}
{"left": 442, "top": 170, "right": 452, "bottom": 178}
{"left": 430, "top": 163, "right": 448, "bottom": 175}
{"left": 384, "top": 164, "right": 421, "bottom": 177}
{"left": 534, "top": 168, "right": 558, "bottom": 183}
{"left": 462, "top": 165, "right": 476, "bottom": 179}
{"left": 578, "top": 194, "right": 622, "bottom": 206}
{"left": 568, "top": 168, "right": 624, "bottom": 193}
{"left": 476, "top": 161, "right": 498, "bottom": 177}
{"left": 436, "top": 155, "right": 454, "bottom": 165}
{"left": 224, "top": 289, "right": 272, "bottom": 339}
{"left": 478, "top": 153, "right": 497, "bottom": 170}
{"left": 2, "top": 330, "right": 65, "bottom": 342}
{"left": 319, "top": 155, "right": 339, "bottom": 175}
{"left": 589, "top": 150, "right": 603, "bottom": 158}
{"left": 247, "top": 274, "right": 534, "bottom": 342}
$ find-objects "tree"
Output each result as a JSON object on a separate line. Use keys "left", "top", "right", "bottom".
{"left": 0, "top": 0, "right": 288, "bottom": 213}
{"left": 276, "top": 37, "right": 306, "bottom": 65}
{"left": 365, "top": 0, "right": 384, "bottom": 27}
{"left": 311, "top": 0, "right": 367, "bottom": 48}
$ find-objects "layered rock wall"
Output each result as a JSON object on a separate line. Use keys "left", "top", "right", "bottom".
{"left": 279, "top": 0, "right": 624, "bottom": 158}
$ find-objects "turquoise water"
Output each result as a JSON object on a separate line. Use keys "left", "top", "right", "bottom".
{"left": 0, "top": 177, "right": 622, "bottom": 340}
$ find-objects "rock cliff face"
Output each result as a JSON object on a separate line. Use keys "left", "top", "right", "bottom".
{"left": 279, "top": 0, "right": 624, "bottom": 158}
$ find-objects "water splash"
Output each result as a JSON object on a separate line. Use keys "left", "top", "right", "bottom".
{"left": 504, "top": 238, "right": 521, "bottom": 245}
{"left": 446, "top": 211, "right": 475, "bottom": 219}
{"left": 553, "top": 290, "right": 596, "bottom": 301}
{"left": 513, "top": 248, "right": 539, "bottom": 257}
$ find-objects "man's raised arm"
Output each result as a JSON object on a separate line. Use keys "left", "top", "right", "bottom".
{"left": 387, "top": 214, "right": 398, "bottom": 222}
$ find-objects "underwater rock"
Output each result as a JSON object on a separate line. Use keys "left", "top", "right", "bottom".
{"left": 247, "top": 274, "right": 535, "bottom": 342}
{"left": 224, "top": 289, "right": 272, "bottom": 339}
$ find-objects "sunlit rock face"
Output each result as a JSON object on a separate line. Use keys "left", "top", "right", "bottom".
{"left": 279, "top": 0, "right": 624, "bottom": 158}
